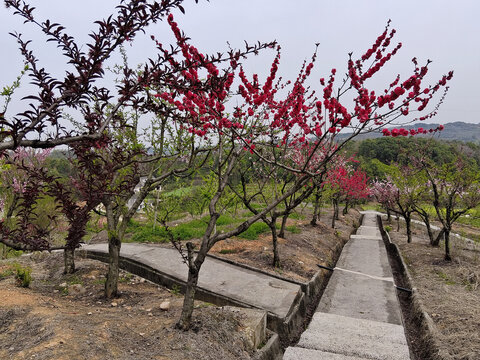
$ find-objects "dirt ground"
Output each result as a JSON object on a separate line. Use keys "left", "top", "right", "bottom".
{"left": 207, "top": 209, "right": 360, "bottom": 282}
{"left": 389, "top": 221, "right": 480, "bottom": 360}
{"left": 0, "top": 207, "right": 359, "bottom": 360}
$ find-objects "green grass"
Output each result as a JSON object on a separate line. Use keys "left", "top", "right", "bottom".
{"left": 0, "top": 266, "right": 15, "bottom": 280}
{"left": 238, "top": 222, "right": 270, "bottom": 240}
{"left": 162, "top": 186, "right": 193, "bottom": 197}
{"left": 127, "top": 217, "right": 207, "bottom": 243}
{"left": 288, "top": 212, "right": 305, "bottom": 220}
{"left": 285, "top": 225, "right": 301, "bottom": 234}
{"left": 436, "top": 271, "right": 456, "bottom": 285}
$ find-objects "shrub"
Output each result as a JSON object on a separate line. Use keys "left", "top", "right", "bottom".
{"left": 14, "top": 263, "right": 32, "bottom": 288}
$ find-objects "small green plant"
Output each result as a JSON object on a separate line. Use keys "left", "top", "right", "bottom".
{"left": 171, "top": 284, "right": 182, "bottom": 295}
{"left": 93, "top": 278, "right": 106, "bottom": 285}
{"left": 384, "top": 225, "right": 392, "bottom": 233}
{"left": 67, "top": 275, "right": 83, "bottom": 285}
{"left": 119, "top": 273, "right": 134, "bottom": 283}
{"left": 14, "top": 263, "right": 32, "bottom": 288}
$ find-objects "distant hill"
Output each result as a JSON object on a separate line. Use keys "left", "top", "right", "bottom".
{"left": 339, "top": 122, "right": 480, "bottom": 142}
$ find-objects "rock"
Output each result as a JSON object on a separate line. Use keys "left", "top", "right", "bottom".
{"left": 69, "top": 284, "right": 86, "bottom": 296}
{"left": 139, "top": 278, "right": 146, "bottom": 283}
{"left": 59, "top": 282, "right": 67, "bottom": 288}
{"left": 87, "top": 312, "right": 93, "bottom": 315}
{"left": 111, "top": 302, "right": 118, "bottom": 307}
{"left": 160, "top": 301, "right": 170, "bottom": 311}
{"left": 145, "top": 308, "right": 152, "bottom": 312}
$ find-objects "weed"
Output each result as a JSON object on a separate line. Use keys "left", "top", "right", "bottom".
{"left": 384, "top": 225, "right": 392, "bottom": 233}
{"left": 14, "top": 263, "right": 32, "bottom": 288}
{"left": 67, "top": 275, "right": 83, "bottom": 285}
{"left": 171, "top": 284, "right": 182, "bottom": 296}
{"left": 436, "top": 270, "right": 456, "bottom": 285}
{"left": 119, "top": 273, "right": 134, "bottom": 283}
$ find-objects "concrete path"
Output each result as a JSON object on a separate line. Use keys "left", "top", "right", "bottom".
{"left": 284, "top": 211, "right": 411, "bottom": 360}
{"left": 81, "top": 243, "right": 302, "bottom": 322}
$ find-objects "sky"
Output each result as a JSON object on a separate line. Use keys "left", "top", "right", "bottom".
{"left": 0, "top": 0, "right": 479, "bottom": 126}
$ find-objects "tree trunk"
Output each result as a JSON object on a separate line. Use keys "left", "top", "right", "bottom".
{"left": 105, "top": 233, "right": 121, "bottom": 298}
{"left": 396, "top": 214, "right": 400, "bottom": 232}
{"left": 386, "top": 208, "right": 391, "bottom": 222}
{"left": 331, "top": 200, "right": 337, "bottom": 229}
{"left": 342, "top": 201, "right": 349, "bottom": 215}
{"left": 63, "top": 247, "right": 75, "bottom": 274}
{"left": 422, "top": 216, "right": 435, "bottom": 245}
{"left": 270, "top": 223, "right": 280, "bottom": 268}
{"left": 311, "top": 193, "right": 320, "bottom": 226}
{"left": 444, "top": 229, "right": 451, "bottom": 261}
{"left": 431, "top": 227, "right": 445, "bottom": 247}
{"left": 405, "top": 215, "right": 412, "bottom": 243}
{"left": 176, "top": 266, "right": 199, "bottom": 330}
{"left": 278, "top": 214, "right": 288, "bottom": 239}
{"left": 177, "top": 243, "right": 203, "bottom": 330}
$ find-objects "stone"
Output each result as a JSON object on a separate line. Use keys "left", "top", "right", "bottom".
{"left": 160, "top": 301, "right": 170, "bottom": 311}
{"left": 111, "top": 302, "right": 118, "bottom": 307}
{"left": 69, "top": 284, "right": 86, "bottom": 296}
{"left": 59, "top": 282, "right": 67, "bottom": 288}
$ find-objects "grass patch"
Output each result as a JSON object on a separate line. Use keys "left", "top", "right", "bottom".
{"left": 0, "top": 266, "right": 15, "bottom": 280}
{"left": 238, "top": 222, "right": 270, "bottom": 240}
{"left": 436, "top": 270, "right": 456, "bottom": 285}
{"left": 288, "top": 212, "right": 305, "bottom": 220}
{"left": 285, "top": 225, "right": 301, "bottom": 234}
{"left": 128, "top": 217, "right": 207, "bottom": 243}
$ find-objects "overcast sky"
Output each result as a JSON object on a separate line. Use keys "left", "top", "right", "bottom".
{"left": 1, "top": 0, "right": 479, "bottom": 126}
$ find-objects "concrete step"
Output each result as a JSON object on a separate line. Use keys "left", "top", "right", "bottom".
{"left": 296, "top": 312, "right": 410, "bottom": 360}
{"left": 355, "top": 225, "right": 381, "bottom": 237}
{"left": 336, "top": 238, "right": 392, "bottom": 278}
{"left": 284, "top": 346, "right": 370, "bottom": 360}
{"left": 315, "top": 269, "right": 402, "bottom": 324}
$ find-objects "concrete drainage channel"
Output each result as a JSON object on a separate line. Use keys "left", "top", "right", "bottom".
{"left": 377, "top": 215, "right": 450, "bottom": 360}
{"left": 79, "top": 219, "right": 356, "bottom": 360}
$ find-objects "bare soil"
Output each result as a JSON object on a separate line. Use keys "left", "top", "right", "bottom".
{"left": 208, "top": 209, "right": 360, "bottom": 282}
{"left": 389, "top": 221, "right": 480, "bottom": 360}
{"left": 0, "top": 207, "right": 359, "bottom": 360}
